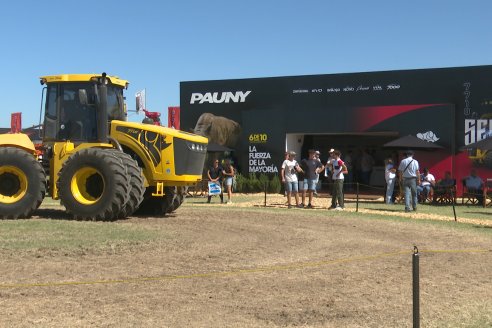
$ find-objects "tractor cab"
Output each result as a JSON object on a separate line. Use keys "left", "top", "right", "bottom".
{"left": 40, "top": 73, "right": 128, "bottom": 143}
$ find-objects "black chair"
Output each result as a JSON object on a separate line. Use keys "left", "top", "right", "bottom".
{"left": 461, "top": 179, "right": 482, "bottom": 205}
{"left": 483, "top": 178, "right": 492, "bottom": 207}
{"left": 433, "top": 179, "right": 456, "bottom": 205}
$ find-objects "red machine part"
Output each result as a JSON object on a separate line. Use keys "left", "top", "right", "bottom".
{"left": 142, "top": 109, "right": 161, "bottom": 126}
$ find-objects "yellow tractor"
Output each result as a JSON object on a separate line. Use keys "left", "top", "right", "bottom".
{"left": 0, "top": 73, "right": 208, "bottom": 220}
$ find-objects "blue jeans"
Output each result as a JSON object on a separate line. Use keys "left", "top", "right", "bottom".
{"left": 417, "top": 184, "right": 431, "bottom": 201}
{"left": 284, "top": 181, "right": 298, "bottom": 193}
{"left": 403, "top": 178, "right": 418, "bottom": 210}
{"left": 386, "top": 178, "right": 395, "bottom": 204}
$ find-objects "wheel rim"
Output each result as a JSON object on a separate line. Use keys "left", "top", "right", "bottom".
{"left": 70, "top": 167, "right": 105, "bottom": 205}
{"left": 0, "top": 166, "right": 28, "bottom": 204}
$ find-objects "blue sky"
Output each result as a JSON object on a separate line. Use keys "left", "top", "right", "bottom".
{"left": 1, "top": 0, "right": 491, "bottom": 128}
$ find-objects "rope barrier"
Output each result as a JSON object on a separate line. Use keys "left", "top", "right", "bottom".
{"left": 0, "top": 249, "right": 488, "bottom": 290}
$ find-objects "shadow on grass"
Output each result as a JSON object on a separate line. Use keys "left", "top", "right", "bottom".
{"left": 464, "top": 211, "right": 492, "bottom": 216}
{"left": 34, "top": 208, "right": 175, "bottom": 221}
{"left": 473, "top": 225, "right": 492, "bottom": 229}
{"left": 358, "top": 208, "right": 403, "bottom": 213}
{"left": 33, "top": 208, "right": 72, "bottom": 220}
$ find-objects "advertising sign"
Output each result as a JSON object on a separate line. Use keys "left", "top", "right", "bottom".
{"left": 11, "top": 112, "right": 22, "bottom": 133}
{"left": 168, "top": 106, "right": 180, "bottom": 130}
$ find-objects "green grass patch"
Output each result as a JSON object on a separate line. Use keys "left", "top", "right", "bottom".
{"left": 0, "top": 219, "right": 161, "bottom": 252}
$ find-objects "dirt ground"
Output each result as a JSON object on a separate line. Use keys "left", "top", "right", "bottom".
{"left": 1, "top": 201, "right": 491, "bottom": 327}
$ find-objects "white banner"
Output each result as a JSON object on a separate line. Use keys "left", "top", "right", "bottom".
{"left": 135, "top": 89, "right": 146, "bottom": 113}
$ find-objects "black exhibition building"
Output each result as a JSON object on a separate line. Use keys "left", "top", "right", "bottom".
{"left": 180, "top": 65, "right": 492, "bottom": 192}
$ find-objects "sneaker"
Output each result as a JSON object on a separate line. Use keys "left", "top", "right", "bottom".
{"left": 329, "top": 206, "right": 337, "bottom": 210}
{"left": 405, "top": 208, "right": 411, "bottom": 213}
{"left": 288, "top": 205, "right": 292, "bottom": 209}
{"left": 335, "top": 206, "right": 344, "bottom": 211}
{"left": 413, "top": 207, "right": 417, "bottom": 212}
{"left": 306, "top": 204, "right": 313, "bottom": 209}
{"left": 226, "top": 200, "right": 232, "bottom": 204}
{"left": 297, "top": 204, "right": 304, "bottom": 208}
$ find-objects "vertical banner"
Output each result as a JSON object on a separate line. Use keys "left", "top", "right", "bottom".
{"left": 135, "top": 89, "right": 146, "bottom": 113}
{"left": 168, "top": 106, "right": 180, "bottom": 130}
{"left": 11, "top": 112, "right": 22, "bottom": 133}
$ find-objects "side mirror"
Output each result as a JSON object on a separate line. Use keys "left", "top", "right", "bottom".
{"left": 78, "top": 89, "right": 88, "bottom": 105}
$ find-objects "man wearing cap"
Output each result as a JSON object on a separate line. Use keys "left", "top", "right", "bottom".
{"left": 328, "top": 150, "right": 348, "bottom": 210}
{"left": 281, "top": 151, "right": 302, "bottom": 208}
{"left": 324, "top": 148, "right": 335, "bottom": 180}
{"left": 299, "top": 149, "right": 324, "bottom": 208}
{"left": 398, "top": 150, "right": 420, "bottom": 212}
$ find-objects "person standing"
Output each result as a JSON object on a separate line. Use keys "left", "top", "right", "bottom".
{"left": 300, "top": 149, "right": 324, "bottom": 208}
{"left": 324, "top": 148, "right": 335, "bottom": 195}
{"left": 298, "top": 155, "right": 307, "bottom": 207}
{"left": 313, "top": 150, "right": 323, "bottom": 196}
{"left": 207, "top": 159, "right": 224, "bottom": 203}
{"left": 281, "top": 151, "right": 302, "bottom": 208}
{"left": 360, "top": 149, "right": 375, "bottom": 186}
{"left": 344, "top": 150, "right": 354, "bottom": 191}
{"left": 222, "top": 159, "right": 235, "bottom": 204}
{"left": 384, "top": 158, "right": 397, "bottom": 204}
{"left": 283, "top": 151, "right": 289, "bottom": 197}
{"left": 398, "top": 150, "right": 420, "bottom": 212}
{"left": 329, "top": 150, "right": 347, "bottom": 210}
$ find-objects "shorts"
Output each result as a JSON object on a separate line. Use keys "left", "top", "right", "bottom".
{"left": 284, "top": 181, "right": 298, "bottom": 193}
{"left": 224, "top": 177, "right": 233, "bottom": 186}
{"left": 305, "top": 179, "right": 317, "bottom": 191}
{"left": 298, "top": 180, "right": 307, "bottom": 191}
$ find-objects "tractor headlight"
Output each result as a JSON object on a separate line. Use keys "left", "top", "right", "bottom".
{"left": 185, "top": 141, "right": 207, "bottom": 152}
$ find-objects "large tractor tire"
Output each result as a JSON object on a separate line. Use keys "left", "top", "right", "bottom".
{"left": 0, "top": 147, "right": 46, "bottom": 219}
{"left": 168, "top": 186, "right": 187, "bottom": 213}
{"left": 107, "top": 149, "right": 145, "bottom": 218}
{"left": 57, "top": 148, "right": 130, "bottom": 220}
{"left": 135, "top": 186, "right": 187, "bottom": 216}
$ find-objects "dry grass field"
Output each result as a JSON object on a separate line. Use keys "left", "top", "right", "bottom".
{"left": 0, "top": 194, "right": 491, "bottom": 327}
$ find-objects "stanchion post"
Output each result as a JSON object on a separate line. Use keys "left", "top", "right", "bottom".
{"left": 451, "top": 189, "right": 457, "bottom": 221}
{"left": 264, "top": 181, "right": 267, "bottom": 207}
{"left": 413, "top": 246, "right": 420, "bottom": 328}
{"left": 356, "top": 182, "right": 359, "bottom": 212}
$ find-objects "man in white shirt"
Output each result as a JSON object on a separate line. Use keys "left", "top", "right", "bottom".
{"left": 417, "top": 168, "right": 435, "bottom": 202}
{"left": 398, "top": 150, "right": 420, "bottom": 212}
{"left": 384, "top": 158, "right": 397, "bottom": 204}
{"left": 281, "top": 151, "right": 302, "bottom": 208}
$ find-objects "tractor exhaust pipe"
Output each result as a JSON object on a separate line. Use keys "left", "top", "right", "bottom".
{"left": 97, "top": 72, "right": 108, "bottom": 143}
